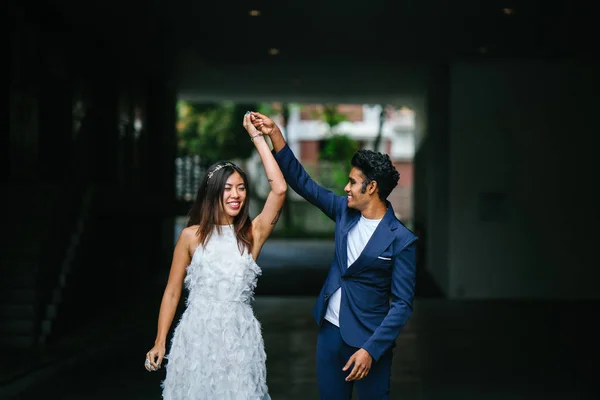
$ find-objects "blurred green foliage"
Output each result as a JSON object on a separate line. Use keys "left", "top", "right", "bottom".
{"left": 318, "top": 105, "right": 359, "bottom": 195}
{"left": 176, "top": 101, "right": 258, "bottom": 163}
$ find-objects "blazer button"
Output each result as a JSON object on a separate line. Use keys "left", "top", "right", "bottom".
{"left": 324, "top": 293, "right": 329, "bottom": 299}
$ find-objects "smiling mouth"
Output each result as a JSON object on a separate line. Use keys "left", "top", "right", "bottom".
{"left": 227, "top": 201, "right": 241, "bottom": 209}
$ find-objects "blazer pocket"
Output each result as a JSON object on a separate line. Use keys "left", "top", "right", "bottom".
{"left": 377, "top": 256, "right": 392, "bottom": 261}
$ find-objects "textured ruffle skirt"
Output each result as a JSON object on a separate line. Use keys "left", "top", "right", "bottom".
{"left": 161, "top": 301, "right": 271, "bottom": 400}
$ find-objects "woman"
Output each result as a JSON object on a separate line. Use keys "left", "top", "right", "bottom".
{"left": 144, "top": 112, "right": 286, "bottom": 400}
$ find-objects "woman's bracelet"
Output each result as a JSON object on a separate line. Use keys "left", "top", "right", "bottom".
{"left": 250, "top": 133, "right": 263, "bottom": 142}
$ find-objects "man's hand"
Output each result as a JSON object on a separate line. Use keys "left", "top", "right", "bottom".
{"left": 250, "top": 112, "right": 278, "bottom": 135}
{"left": 343, "top": 348, "right": 373, "bottom": 381}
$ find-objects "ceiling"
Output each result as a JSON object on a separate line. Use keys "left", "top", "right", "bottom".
{"left": 44, "top": 0, "right": 595, "bottom": 62}
{"left": 18, "top": 0, "right": 598, "bottom": 98}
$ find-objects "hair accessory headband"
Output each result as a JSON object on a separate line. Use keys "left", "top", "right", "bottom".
{"left": 207, "top": 162, "right": 235, "bottom": 180}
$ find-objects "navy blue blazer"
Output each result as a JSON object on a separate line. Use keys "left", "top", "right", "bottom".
{"left": 274, "top": 144, "right": 417, "bottom": 362}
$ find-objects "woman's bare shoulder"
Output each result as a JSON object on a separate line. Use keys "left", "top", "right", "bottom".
{"left": 179, "top": 225, "right": 199, "bottom": 244}
{"left": 178, "top": 225, "right": 201, "bottom": 258}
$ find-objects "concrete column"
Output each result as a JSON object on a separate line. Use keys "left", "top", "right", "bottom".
{"left": 423, "top": 64, "right": 451, "bottom": 295}
{"left": 146, "top": 81, "right": 177, "bottom": 271}
{"left": 38, "top": 75, "right": 72, "bottom": 182}
{"left": 146, "top": 82, "right": 176, "bottom": 197}
{"left": 88, "top": 79, "right": 119, "bottom": 185}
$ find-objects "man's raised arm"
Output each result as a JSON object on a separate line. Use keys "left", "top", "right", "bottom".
{"left": 250, "top": 111, "right": 343, "bottom": 222}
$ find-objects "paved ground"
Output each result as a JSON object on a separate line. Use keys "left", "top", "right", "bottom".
{"left": 1, "top": 239, "right": 597, "bottom": 399}
{"left": 3, "top": 297, "right": 596, "bottom": 400}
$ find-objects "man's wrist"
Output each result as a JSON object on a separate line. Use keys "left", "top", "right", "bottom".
{"left": 270, "top": 126, "right": 282, "bottom": 137}
{"left": 360, "top": 347, "right": 375, "bottom": 361}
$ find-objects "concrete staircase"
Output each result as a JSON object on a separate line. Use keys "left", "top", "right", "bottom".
{"left": 0, "top": 184, "right": 77, "bottom": 350}
{"left": 38, "top": 187, "right": 94, "bottom": 345}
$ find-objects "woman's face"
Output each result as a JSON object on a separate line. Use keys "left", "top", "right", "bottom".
{"left": 220, "top": 171, "right": 247, "bottom": 223}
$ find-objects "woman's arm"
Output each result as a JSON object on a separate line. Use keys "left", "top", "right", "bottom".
{"left": 250, "top": 111, "right": 344, "bottom": 222}
{"left": 145, "top": 227, "right": 193, "bottom": 371}
{"left": 242, "top": 112, "right": 287, "bottom": 259}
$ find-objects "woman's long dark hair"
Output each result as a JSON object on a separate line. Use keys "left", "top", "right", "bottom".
{"left": 186, "top": 161, "right": 253, "bottom": 253}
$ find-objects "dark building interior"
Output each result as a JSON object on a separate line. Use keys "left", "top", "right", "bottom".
{"left": 4, "top": 0, "right": 599, "bottom": 399}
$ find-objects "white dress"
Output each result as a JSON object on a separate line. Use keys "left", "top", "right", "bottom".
{"left": 162, "top": 225, "right": 270, "bottom": 400}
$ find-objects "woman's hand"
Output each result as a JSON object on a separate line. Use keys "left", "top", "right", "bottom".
{"left": 145, "top": 344, "right": 165, "bottom": 372}
{"left": 243, "top": 111, "right": 262, "bottom": 139}
{"left": 249, "top": 112, "right": 277, "bottom": 135}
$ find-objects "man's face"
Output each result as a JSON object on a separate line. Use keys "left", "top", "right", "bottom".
{"left": 344, "top": 167, "right": 373, "bottom": 210}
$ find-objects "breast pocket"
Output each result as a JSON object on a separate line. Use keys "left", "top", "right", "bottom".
{"left": 375, "top": 249, "right": 393, "bottom": 264}
{"left": 370, "top": 253, "right": 393, "bottom": 273}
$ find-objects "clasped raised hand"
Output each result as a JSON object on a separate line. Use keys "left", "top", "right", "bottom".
{"left": 249, "top": 112, "right": 277, "bottom": 136}
{"left": 243, "top": 111, "right": 261, "bottom": 139}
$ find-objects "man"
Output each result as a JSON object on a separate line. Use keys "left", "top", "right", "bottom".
{"left": 251, "top": 112, "right": 417, "bottom": 400}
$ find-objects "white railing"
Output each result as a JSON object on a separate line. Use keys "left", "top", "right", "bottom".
{"left": 175, "top": 156, "right": 208, "bottom": 202}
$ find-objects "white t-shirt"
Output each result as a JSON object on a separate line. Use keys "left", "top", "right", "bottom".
{"left": 324, "top": 215, "right": 382, "bottom": 327}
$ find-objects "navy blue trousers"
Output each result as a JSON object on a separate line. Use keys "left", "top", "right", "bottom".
{"left": 316, "top": 320, "right": 393, "bottom": 400}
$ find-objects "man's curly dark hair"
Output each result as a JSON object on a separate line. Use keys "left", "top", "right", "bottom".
{"left": 350, "top": 149, "right": 400, "bottom": 201}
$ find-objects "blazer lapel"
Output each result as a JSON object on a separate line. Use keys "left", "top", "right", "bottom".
{"left": 339, "top": 212, "right": 361, "bottom": 273}
{"left": 344, "top": 205, "right": 397, "bottom": 277}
